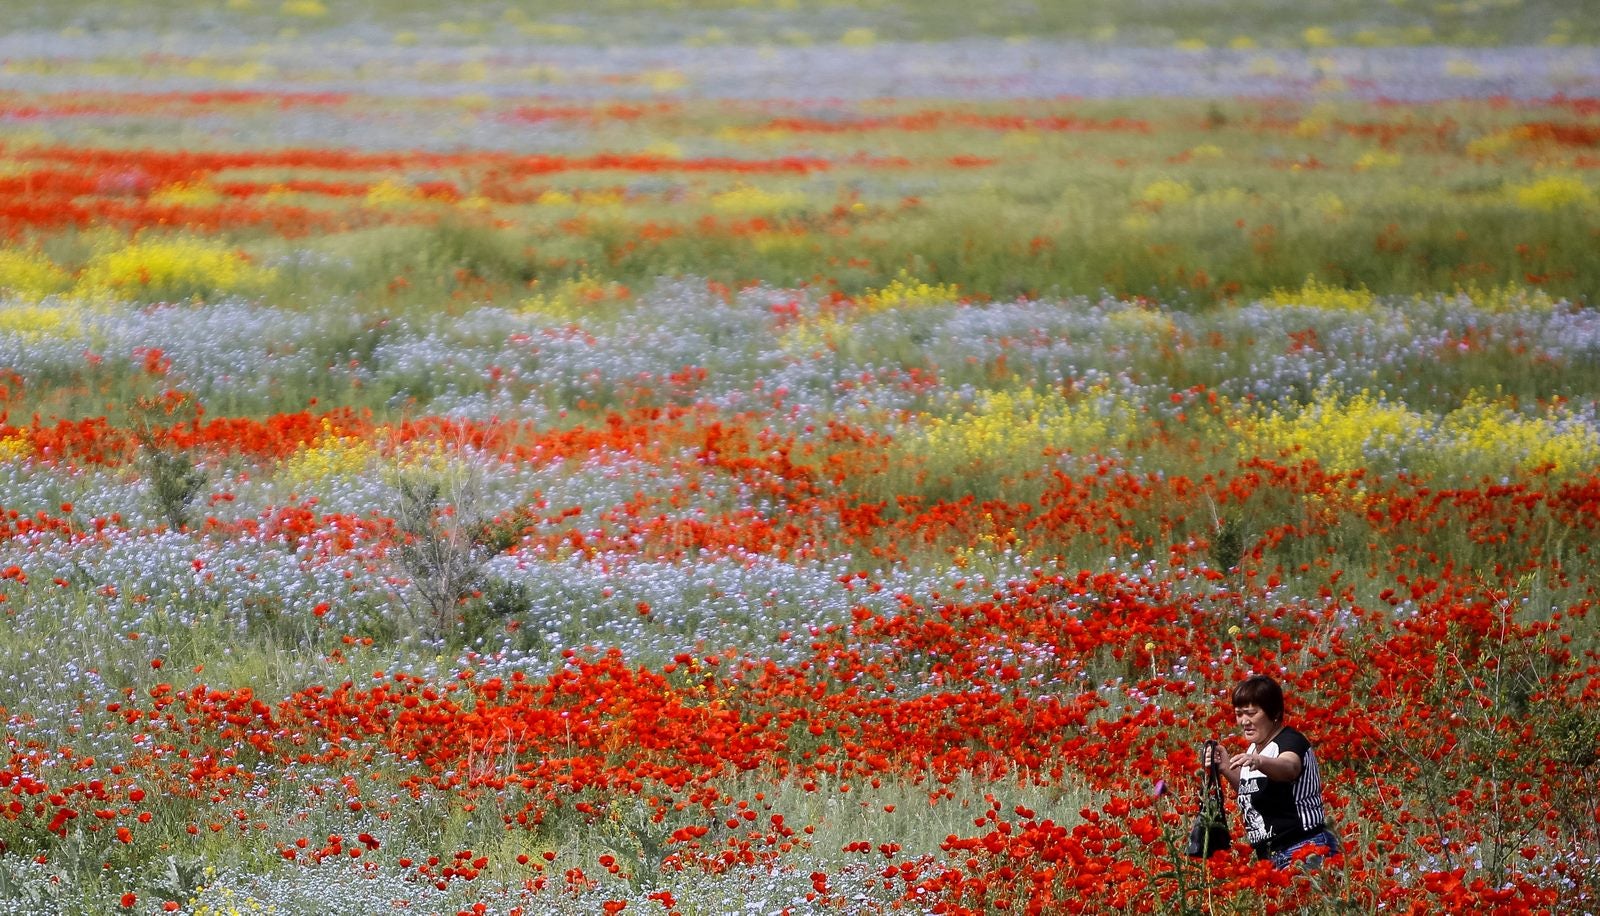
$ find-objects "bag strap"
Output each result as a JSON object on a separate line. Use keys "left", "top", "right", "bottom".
{"left": 1202, "top": 739, "right": 1222, "bottom": 793}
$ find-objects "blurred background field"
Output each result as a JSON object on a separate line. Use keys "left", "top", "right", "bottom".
{"left": 8, "top": 0, "right": 1600, "bottom": 46}
{"left": 3, "top": 42, "right": 1598, "bottom": 309}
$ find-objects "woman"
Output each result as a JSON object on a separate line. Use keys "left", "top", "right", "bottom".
{"left": 1205, "top": 673, "right": 1340, "bottom": 868}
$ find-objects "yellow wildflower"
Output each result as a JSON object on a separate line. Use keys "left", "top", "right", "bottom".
{"left": 280, "top": 0, "right": 326, "bottom": 17}
{"left": 0, "top": 250, "right": 70, "bottom": 301}
{"left": 1245, "top": 389, "right": 1427, "bottom": 472}
{"left": 1510, "top": 175, "right": 1595, "bottom": 211}
{"left": 1267, "top": 276, "right": 1374, "bottom": 311}
{"left": 1137, "top": 178, "right": 1193, "bottom": 208}
{"left": 74, "top": 238, "right": 274, "bottom": 302}
{"left": 854, "top": 271, "right": 960, "bottom": 312}
{"left": 280, "top": 418, "right": 376, "bottom": 488}
{"left": 710, "top": 185, "right": 807, "bottom": 215}
{"left": 0, "top": 434, "right": 33, "bottom": 462}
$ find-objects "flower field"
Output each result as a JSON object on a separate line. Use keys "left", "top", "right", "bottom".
{"left": 2, "top": 2, "right": 1600, "bottom": 913}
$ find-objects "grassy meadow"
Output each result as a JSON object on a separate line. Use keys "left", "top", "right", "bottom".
{"left": 1, "top": 1, "right": 1599, "bottom": 914}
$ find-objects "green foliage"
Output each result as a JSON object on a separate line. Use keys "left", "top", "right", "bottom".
{"left": 1210, "top": 515, "right": 1247, "bottom": 574}
{"left": 130, "top": 394, "right": 209, "bottom": 532}
{"left": 1546, "top": 705, "right": 1600, "bottom": 768}
{"left": 391, "top": 474, "right": 492, "bottom": 640}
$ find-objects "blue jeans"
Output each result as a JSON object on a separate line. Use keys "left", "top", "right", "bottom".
{"left": 1269, "top": 828, "right": 1340, "bottom": 870}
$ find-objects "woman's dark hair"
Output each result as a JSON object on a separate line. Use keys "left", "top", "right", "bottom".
{"left": 1232, "top": 674, "right": 1285, "bottom": 722}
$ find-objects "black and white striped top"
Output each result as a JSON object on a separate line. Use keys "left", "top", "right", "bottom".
{"left": 1235, "top": 725, "right": 1326, "bottom": 847}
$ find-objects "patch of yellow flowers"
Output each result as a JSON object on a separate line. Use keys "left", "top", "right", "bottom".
{"left": 1354, "top": 149, "right": 1403, "bottom": 171}
{"left": 710, "top": 185, "right": 808, "bottom": 215}
{"left": 68, "top": 238, "right": 274, "bottom": 302}
{"left": 0, "top": 303, "right": 82, "bottom": 340}
{"left": 1239, "top": 389, "right": 1600, "bottom": 477}
{"left": 1464, "top": 128, "right": 1519, "bottom": 157}
{"left": 1244, "top": 389, "right": 1425, "bottom": 473}
{"left": 520, "top": 273, "right": 632, "bottom": 321}
{"left": 364, "top": 179, "right": 424, "bottom": 208}
{"left": 1509, "top": 174, "right": 1595, "bottom": 212}
{"left": 0, "top": 249, "right": 71, "bottom": 301}
{"left": 279, "top": 0, "right": 326, "bottom": 17}
{"left": 917, "top": 385, "right": 1138, "bottom": 468}
{"left": 853, "top": 271, "right": 960, "bottom": 313}
{"left": 777, "top": 272, "right": 961, "bottom": 355}
{"left": 1267, "top": 276, "right": 1375, "bottom": 311}
{"left": 0, "top": 434, "right": 34, "bottom": 462}
{"left": 149, "top": 181, "right": 225, "bottom": 207}
{"left": 1452, "top": 281, "right": 1557, "bottom": 313}
{"left": 280, "top": 419, "right": 377, "bottom": 489}
{"left": 1441, "top": 394, "right": 1600, "bottom": 475}
{"left": 1136, "top": 178, "right": 1193, "bottom": 208}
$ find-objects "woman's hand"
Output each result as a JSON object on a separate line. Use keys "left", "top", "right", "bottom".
{"left": 1203, "top": 743, "right": 1243, "bottom": 774}
{"left": 1232, "top": 749, "right": 1303, "bottom": 783}
{"left": 1203, "top": 741, "right": 1242, "bottom": 789}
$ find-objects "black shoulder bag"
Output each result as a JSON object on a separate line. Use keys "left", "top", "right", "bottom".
{"left": 1185, "top": 739, "right": 1233, "bottom": 858}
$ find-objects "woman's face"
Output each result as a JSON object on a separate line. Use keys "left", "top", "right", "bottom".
{"left": 1235, "top": 704, "right": 1277, "bottom": 744}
